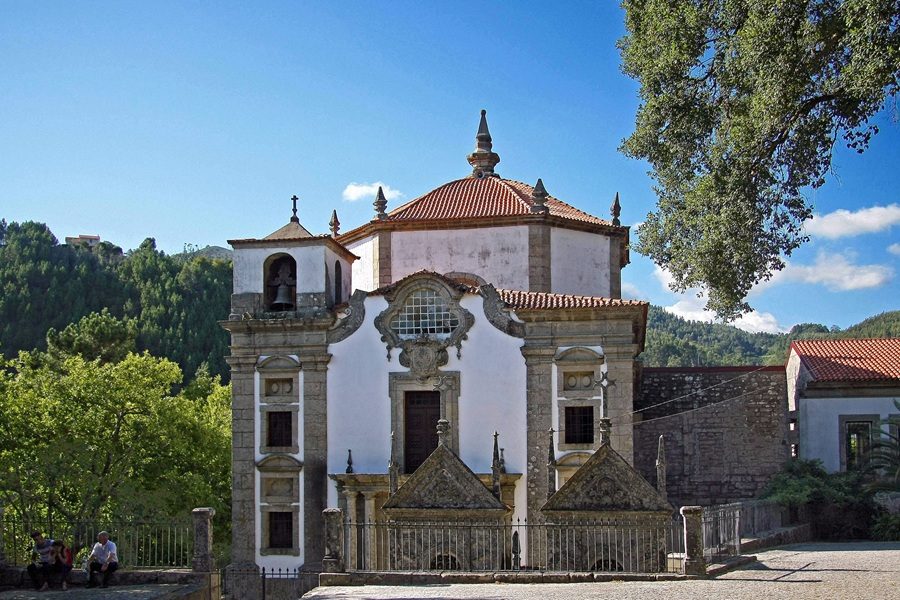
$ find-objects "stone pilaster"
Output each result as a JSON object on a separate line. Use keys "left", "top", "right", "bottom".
{"left": 604, "top": 350, "right": 638, "bottom": 464}
{"left": 300, "top": 350, "right": 331, "bottom": 569}
{"left": 343, "top": 491, "right": 359, "bottom": 570}
{"left": 362, "top": 492, "right": 378, "bottom": 569}
{"left": 191, "top": 507, "right": 216, "bottom": 572}
{"left": 226, "top": 355, "right": 258, "bottom": 567}
{"left": 375, "top": 231, "right": 392, "bottom": 287}
{"left": 681, "top": 506, "right": 706, "bottom": 576}
{"left": 527, "top": 223, "right": 551, "bottom": 292}
{"left": 521, "top": 345, "right": 556, "bottom": 525}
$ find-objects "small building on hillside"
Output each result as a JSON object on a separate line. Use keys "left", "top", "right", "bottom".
{"left": 787, "top": 338, "right": 900, "bottom": 472}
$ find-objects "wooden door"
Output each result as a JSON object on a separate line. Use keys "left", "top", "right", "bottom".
{"left": 404, "top": 391, "right": 440, "bottom": 473}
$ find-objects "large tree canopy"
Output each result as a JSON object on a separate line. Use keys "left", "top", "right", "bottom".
{"left": 620, "top": 0, "right": 899, "bottom": 318}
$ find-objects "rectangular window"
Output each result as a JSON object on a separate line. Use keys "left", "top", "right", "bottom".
{"left": 268, "top": 512, "right": 293, "bottom": 549}
{"left": 846, "top": 421, "right": 872, "bottom": 470}
{"left": 565, "top": 406, "right": 594, "bottom": 445}
{"left": 267, "top": 411, "right": 293, "bottom": 447}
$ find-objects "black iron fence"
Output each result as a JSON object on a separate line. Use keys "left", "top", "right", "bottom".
{"left": 1, "top": 516, "right": 193, "bottom": 569}
{"left": 343, "top": 518, "right": 685, "bottom": 574}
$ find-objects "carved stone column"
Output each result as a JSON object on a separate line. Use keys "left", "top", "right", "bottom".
{"left": 681, "top": 506, "right": 706, "bottom": 576}
{"left": 300, "top": 350, "right": 331, "bottom": 569}
{"left": 362, "top": 492, "right": 378, "bottom": 570}
{"left": 322, "top": 508, "right": 345, "bottom": 573}
{"left": 191, "top": 507, "right": 216, "bottom": 572}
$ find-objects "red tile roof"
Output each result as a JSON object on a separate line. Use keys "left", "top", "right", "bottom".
{"left": 496, "top": 289, "right": 648, "bottom": 310}
{"left": 791, "top": 338, "right": 900, "bottom": 383}
{"left": 385, "top": 176, "right": 613, "bottom": 226}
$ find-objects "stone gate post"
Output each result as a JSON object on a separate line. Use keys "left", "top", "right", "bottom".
{"left": 192, "top": 507, "right": 216, "bottom": 572}
{"left": 322, "top": 508, "right": 345, "bottom": 573}
{"left": 681, "top": 506, "right": 706, "bottom": 576}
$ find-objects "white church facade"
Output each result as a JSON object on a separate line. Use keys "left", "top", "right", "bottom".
{"left": 222, "top": 111, "right": 657, "bottom": 577}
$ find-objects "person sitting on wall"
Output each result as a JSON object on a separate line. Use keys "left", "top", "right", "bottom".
{"left": 87, "top": 531, "right": 119, "bottom": 588}
{"left": 26, "top": 530, "right": 54, "bottom": 591}
{"left": 49, "top": 539, "right": 74, "bottom": 590}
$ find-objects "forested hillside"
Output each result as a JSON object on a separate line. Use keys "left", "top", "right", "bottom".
{"left": 0, "top": 220, "right": 231, "bottom": 381}
{"left": 641, "top": 306, "right": 900, "bottom": 367}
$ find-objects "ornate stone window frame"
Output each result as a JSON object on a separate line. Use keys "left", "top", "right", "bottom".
{"left": 374, "top": 275, "right": 475, "bottom": 380}
{"left": 257, "top": 454, "right": 303, "bottom": 556}
{"left": 389, "top": 371, "right": 460, "bottom": 472}
{"left": 555, "top": 347, "right": 605, "bottom": 452}
{"left": 260, "top": 405, "right": 300, "bottom": 454}
{"left": 257, "top": 355, "right": 301, "bottom": 454}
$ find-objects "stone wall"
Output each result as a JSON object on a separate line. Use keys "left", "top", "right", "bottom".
{"left": 633, "top": 367, "right": 788, "bottom": 507}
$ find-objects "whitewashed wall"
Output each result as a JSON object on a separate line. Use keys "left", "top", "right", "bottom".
{"left": 347, "top": 237, "right": 377, "bottom": 292}
{"left": 390, "top": 227, "right": 530, "bottom": 290}
{"left": 324, "top": 246, "right": 353, "bottom": 304}
{"left": 326, "top": 293, "right": 528, "bottom": 521}
{"left": 550, "top": 228, "right": 612, "bottom": 297}
{"left": 233, "top": 246, "right": 327, "bottom": 294}
{"left": 799, "top": 395, "right": 899, "bottom": 472}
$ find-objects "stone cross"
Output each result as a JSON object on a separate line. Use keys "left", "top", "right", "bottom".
{"left": 290, "top": 195, "right": 300, "bottom": 223}
{"left": 599, "top": 418, "right": 612, "bottom": 446}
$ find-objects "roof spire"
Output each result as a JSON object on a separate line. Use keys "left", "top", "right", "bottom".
{"left": 491, "top": 431, "right": 502, "bottom": 499}
{"left": 656, "top": 434, "right": 667, "bottom": 499}
{"left": 467, "top": 109, "right": 500, "bottom": 178}
{"left": 373, "top": 186, "right": 388, "bottom": 220}
{"left": 611, "top": 192, "right": 621, "bottom": 226}
{"left": 531, "top": 178, "right": 550, "bottom": 214}
{"left": 290, "top": 195, "right": 300, "bottom": 223}
{"left": 329, "top": 209, "right": 340, "bottom": 237}
{"left": 388, "top": 431, "right": 399, "bottom": 494}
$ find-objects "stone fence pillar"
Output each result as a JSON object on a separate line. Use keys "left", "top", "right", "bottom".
{"left": 681, "top": 506, "right": 706, "bottom": 576}
{"left": 322, "top": 508, "right": 344, "bottom": 573}
{"left": 191, "top": 507, "right": 216, "bottom": 572}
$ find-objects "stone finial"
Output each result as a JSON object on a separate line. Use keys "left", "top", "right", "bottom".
{"left": 466, "top": 109, "right": 501, "bottom": 177}
{"left": 373, "top": 186, "right": 388, "bottom": 220}
{"left": 329, "top": 209, "right": 341, "bottom": 237}
{"left": 610, "top": 192, "right": 621, "bottom": 226}
{"left": 290, "top": 195, "right": 300, "bottom": 223}
{"left": 491, "top": 431, "right": 502, "bottom": 499}
{"left": 436, "top": 419, "right": 451, "bottom": 446}
{"left": 599, "top": 417, "right": 612, "bottom": 446}
{"left": 656, "top": 434, "right": 667, "bottom": 499}
{"left": 530, "top": 178, "right": 550, "bottom": 214}
{"left": 388, "top": 431, "right": 399, "bottom": 495}
{"left": 547, "top": 427, "right": 557, "bottom": 500}
{"left": 346, "top": 448, "right": 354, "bottom": 474}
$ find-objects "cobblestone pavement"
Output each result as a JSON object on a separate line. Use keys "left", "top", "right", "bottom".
{"left": 0, "top": 583, "right": 196, "bottom": 599}
{"left": 303, "top": 542, "right": 900, "bottom": 600}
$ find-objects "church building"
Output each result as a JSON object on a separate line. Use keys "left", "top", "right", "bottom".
{"left": 222, "top": 111, "right": 658, "bottom": 575}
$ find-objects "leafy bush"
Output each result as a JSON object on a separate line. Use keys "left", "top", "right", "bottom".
{"left": 763, "top": 459, "right": 877, "bottom": 540}
{"left": 871, "top": 513, "right": 900, "bottom": 541}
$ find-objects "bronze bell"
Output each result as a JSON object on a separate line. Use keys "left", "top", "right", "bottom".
{"left": 271, "top": 283, "right": 294, "bottom": 311}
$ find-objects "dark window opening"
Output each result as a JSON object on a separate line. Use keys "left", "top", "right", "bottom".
{"left": 846, "top": 421, "right": 872, "bottom": 470}
{"left": 268, "top": 512, "right": 293, "bottom": 549}
{"left": 404, "top": 391, "right": 441, "bottom": 473}
{"left": 565, "top": 406, "right": 594, "bottom": 445}
{"left": 334, "top": 261, "right": 343, "bottom": 304}
{"left": 267, "top": 411, "right": 293, "bottom": 447}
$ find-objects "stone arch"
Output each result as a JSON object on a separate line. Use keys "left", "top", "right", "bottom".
{"left": 443, "top": 271, "right": 487, "bottom": 288}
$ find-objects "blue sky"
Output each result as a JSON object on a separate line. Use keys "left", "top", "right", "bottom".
{"left": 1, "top": 1, "right": 897, "bottom": 333}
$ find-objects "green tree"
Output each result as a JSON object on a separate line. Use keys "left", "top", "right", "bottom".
{"left": 46, "top": 310, "right": 137, "bottom": 364}
{"left": 620, "top": 0, "right": 900, "bottom": 319}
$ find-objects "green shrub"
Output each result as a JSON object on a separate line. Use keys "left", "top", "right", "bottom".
{"left": 871, "top": 513, "right": 900, "bottom": 541}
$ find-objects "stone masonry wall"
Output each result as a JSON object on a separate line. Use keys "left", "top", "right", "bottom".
{"left": 633, "top": 366, "right": 789, "bottom": 507}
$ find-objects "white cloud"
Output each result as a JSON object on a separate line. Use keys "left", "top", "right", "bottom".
{"left": 620, "top": 281, "right": 644, "bottom": 300}
{"left": 662, "top": 295, "right": 787, "bottom": 334}
{"left": 341, "top": 181, "right": 403, "bottom": 202}
{"left": 803, "top": 204, "right": 900, "bottom": 239}
{"left": 889, "top": 243, "right": 900, "bottom": 256}
{"left": 779, "top": 252, "right": 893, "bottom": 291}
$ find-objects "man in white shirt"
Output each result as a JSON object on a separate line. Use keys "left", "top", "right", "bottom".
{"left": 87, "top": 531, "right": 118, "bottom": 588}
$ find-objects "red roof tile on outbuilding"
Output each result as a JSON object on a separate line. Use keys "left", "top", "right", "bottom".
{"left": 791, "top": 338, "right": 900, "bottom": 383}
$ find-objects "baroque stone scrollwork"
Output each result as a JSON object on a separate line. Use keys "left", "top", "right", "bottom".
{"left": 374, "top": 274, "right": 475, "bottom": 378}
{"left": 480, "top": 284, "right": 525, "bottom": 338}
{"left": 326, "top": 289, "right": 367, "bottom": 344}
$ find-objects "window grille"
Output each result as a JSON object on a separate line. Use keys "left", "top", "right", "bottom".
{"left": 565, "top": 406, "right": 594, "bottom": 444}
{"left": 390, "top": 290, "right": 459, "bottom": 340}
{"left": 268, "top": 512, "right": 293, "bottom": 549}
{"left": 267, "top": 411, "right": 293, "bottom": 447}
